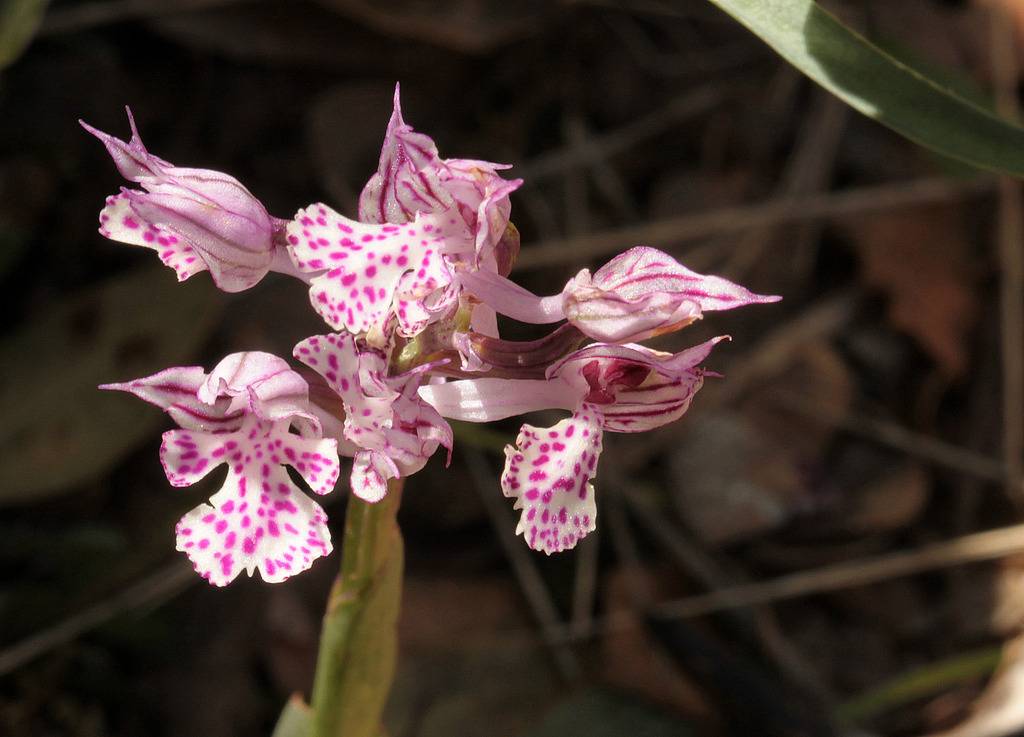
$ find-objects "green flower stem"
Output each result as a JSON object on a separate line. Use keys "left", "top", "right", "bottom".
{"left": 310, "top": 479, "right": 405, "bottom": 737}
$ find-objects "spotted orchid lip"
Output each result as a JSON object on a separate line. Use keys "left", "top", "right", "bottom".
{"left": 105, "top": 353, "right": 340, "bottom": 585}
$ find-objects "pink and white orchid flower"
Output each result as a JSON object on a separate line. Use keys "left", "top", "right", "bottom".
{"left": 91, "top": 87, "right": 781, "bottom": 585}
{"left": 102, "top": 352, "right": 340, "bottom": 585}
{"left": 294, "top": 333, "right": 452, "bottom": 502}
{"left": 82, "top": 109, "right": 287, "bottom": 293}
{"left": 460, "top": 246, "right": 780, "bottom": 343}
{"left": 418, "top": 338, "right": 722, "bottom": 553}
{"left": 285, "top": 86, "right": 523, "bottom": 346}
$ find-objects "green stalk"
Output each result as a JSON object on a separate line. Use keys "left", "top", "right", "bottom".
{"left": 310, "top": 479, "right": 405, "bottom": 737}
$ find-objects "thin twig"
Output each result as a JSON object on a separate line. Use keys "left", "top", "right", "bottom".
{"left": 517, "top": 177, "right": 995, "bottom": 270}
{"left": 570, "top": 531, "right": 600, "bottom": 640}
{"left": 0, "top": 562, "right": 195, "bottom": 677}
{"left": 516, "top": 85, "right": 725, "bottom": 182}
{"left": 766, "top": 389, "right": 1007, "bottom": 485}
{"left": 541, "top": 522, "right": 1024, "bottom": 644}
{"left": 463, "top": 448, "right": 581, "bottom": 680}
{"left": 721, "top": 91, "right": 847, "bottom": 282}
{"left": 613, "top": 474, "right": 837, "bottom": 704}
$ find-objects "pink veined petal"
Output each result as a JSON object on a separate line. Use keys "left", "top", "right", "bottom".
{"left": 120, "top": 188, "right": 272, "bottom": 293}
{"left": 501, "top": 409, "right": 604, "bottom": 554}
{"left": 86, "top": 111, "right": 276, "bottom": 293}
{"left": 358, "top": 84, "right": 452, "bottom": 224}
{"left": 351, "top": 449, "right": 399, "bottom": 502}
{"left": 597, "top": 367, "right": 705, "bottom": 433}
{"left": 199, "top": 352, "right": 294, "bottom": 405}
{"left": 247, "top": 369, "right": 322, "bottom": 435}
{"left": 562, "top": 287, "right": 702, "bottom": 343}
{"left": 583, "top": 246, "right": 781, "bottom": 313}
{"left": 169, "top": 415, "right": 338, "bottom": 585}
{"left": 385, "top": 367, "right": 454, "bottom": 472}
{"left": 100, "top": 366, "right": 240, "bottom": 432}
{"left": 80, "top": 107, "right": 173, "bottom": 181}
{"left": 444, "top": 160, "right": 521, "bottom": 255}
{"left": 549, "top": 339, "right": 724, "bottom": 433}
{"left": 285, "top": 203, "right": 470, "bottom": 337}
{"left": 98, "top": 193, "right": 207, "bottom": 282}
{"left": 546, "top": 338, "right": 725, "bottom": 384}
{"left": 418, "top": 377, "right": 577, "bottom": 422}
{"left": 142, "top": 169, "right": 272, "bottom": 233}
{"left": 196, "top": 351, "right": 322, "bottom": 434}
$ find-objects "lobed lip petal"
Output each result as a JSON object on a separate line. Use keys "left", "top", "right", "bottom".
{"left": 294, "top": 333, "right": 396, "bottom": 443}
{"left": 286, "top": 203, "right": 471, "bottom": 339}
{"left": 168, "top": 415, "right": 339, "bottom": 586}
{"left": 106, "top": 354, "right": 341, "bottom": 585}
{"left": 501, "top": 409, "right": 604, "bottom": 554}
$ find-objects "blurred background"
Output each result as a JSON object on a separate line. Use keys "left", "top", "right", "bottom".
{"left": 5, "top": 0, "right": 1024, "bottom": 735}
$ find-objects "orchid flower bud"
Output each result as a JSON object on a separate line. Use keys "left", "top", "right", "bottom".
{"left": 460, "top": 246, "right": 780, "bottom": 343}
{"left": 82, "top": 108, "right": 278, "bottom": 292}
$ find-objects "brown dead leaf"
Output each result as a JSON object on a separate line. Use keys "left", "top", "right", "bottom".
{"left": 843, "top": 464, "right": 931, "bottom": 535}
{"left": 600, "top": 566, "right": 715, "bottom": 722}
{"left": 844, "top": 204, "right": 979, "bottom": 378}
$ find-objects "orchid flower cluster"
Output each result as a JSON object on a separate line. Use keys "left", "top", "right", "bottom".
{"left": 87, "top": 87, "right": 778, "bottom": 586}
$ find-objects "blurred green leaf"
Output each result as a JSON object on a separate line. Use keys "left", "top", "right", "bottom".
{"left": 0, "top": 0, "right": 49, "bottom": 70}
{"left": 705, "top": 0, "right": 1024, "bottom": 176}
{"left": 527, "top": 689, "right": 696, "bottom": 737}
{"left": 272, "top": 696, "right": 312, "bottom": 737}
{"left": 0, "top": 269, "right": 222, "bottom": 506}
{"left": 838, "top": 647, "right": 1002, "bottom": 723}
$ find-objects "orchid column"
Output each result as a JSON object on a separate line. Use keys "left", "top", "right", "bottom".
{"left": 86, "top": 87, "right": 777, "bottom": 737}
